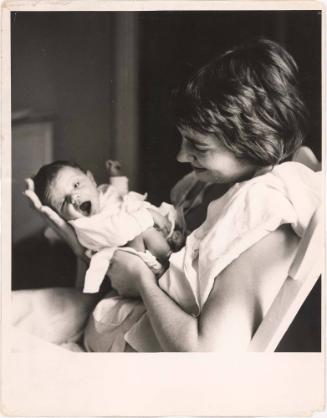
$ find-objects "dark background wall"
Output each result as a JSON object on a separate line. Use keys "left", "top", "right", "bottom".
{"left": 137, "top": 11, "right": 322, "bottom": 203}
{"left": 11, "top": 12, "right": 116, "bottom": 182}
{"left": 11, "top": 11, "right": 321, "bottom": 201}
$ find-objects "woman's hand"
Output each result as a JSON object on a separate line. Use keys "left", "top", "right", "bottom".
{"left": 24, "top": 178, "right": 87, "bottom": 259}
{"left": 109, "top": 250, "right": 156, "bottom": 298}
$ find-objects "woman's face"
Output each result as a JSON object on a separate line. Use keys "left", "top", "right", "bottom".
{"left": 176, "top": 126, "right": 258, "bottom": 183}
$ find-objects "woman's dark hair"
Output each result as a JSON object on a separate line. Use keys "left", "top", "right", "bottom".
{"left": 33, "top": 160, "right": 85, "bottom": 206}
{"left": 171, "top": 39, "right": 308, "bottom": 166}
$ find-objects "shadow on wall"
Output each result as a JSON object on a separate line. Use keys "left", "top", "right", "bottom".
{"left": 12, "top": 232, "right": 77, "bottom": 290}
{"left": 11, "top": 12, "right": 116, "bottom": 184}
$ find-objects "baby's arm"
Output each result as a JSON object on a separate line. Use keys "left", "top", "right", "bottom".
{"left": 124, "top": 227, "right": 171, "bottom": 265}
{"left": 147, "top": 208, "right": 172, "bottom": 237}
{"left": 106, "top": 159, "right": 122, "bottom": 177}
{"left": 145, "top": 208, "right": 185, "bottom": 256}
{"left": 105, "top": 160, "right": 129, "bottom": 196}
{"left": 104, "top": 161, "right": 181, "bottom": 260}
{"left": 142, "top": 227, "right": 172, "bottom": 263}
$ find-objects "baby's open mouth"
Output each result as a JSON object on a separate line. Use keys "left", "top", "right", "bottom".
{"left": 79, "top": 200, "right": 92, "bottom": 216}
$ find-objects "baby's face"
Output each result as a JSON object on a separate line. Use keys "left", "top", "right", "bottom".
{"left": 47, "top": 166, "right": 100, "bottom": 221}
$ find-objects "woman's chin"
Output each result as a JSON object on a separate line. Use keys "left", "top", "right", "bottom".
{"left": 193, "top": 168, "right": 229, "bottom": 184}
{"left": 193, "top": 168, "right": 208, "bottom": 178}
{"left": 193, "top": 168, "right": 216, "bottom": 182}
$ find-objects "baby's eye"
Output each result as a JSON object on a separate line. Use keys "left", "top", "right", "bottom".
{"left": 74, "top": 181, "right": 80, "bottom": 188}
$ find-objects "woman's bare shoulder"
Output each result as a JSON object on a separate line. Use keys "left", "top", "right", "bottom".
{"left": 198, "top": 226, "right": 299, "bottom": 351}
{"left": 215, "top": 225, "right": 299, "bottom": 306}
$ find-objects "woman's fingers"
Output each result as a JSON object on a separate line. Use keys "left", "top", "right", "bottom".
{"left": 41, "top": 206, "right": 85, "bottom": 256}
{"left": 109, "top": 251, "right": 142, "bottom": 297}
{"left": 23, "top": 178, "right": 86, "bottom": 258}
{"left": 41, "top": 205, "right": 67, "bottom": 228}
{"left": 24, "top": 189, "right": 42, "bottom": 210}
{"left": 24, "top": 178, "right": 43, "bottom": 210}
{"left": 24, "top": 177, "right": 35, "bottom": 192}
{"left": 109, "top": 250, "right": 156, "bottom": 298}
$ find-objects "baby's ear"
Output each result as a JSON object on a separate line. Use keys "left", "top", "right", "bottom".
{"left": 86, "top": 170, "right": 97, "bottom": 185}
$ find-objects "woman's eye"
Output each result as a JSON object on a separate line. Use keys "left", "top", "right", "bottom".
{"left": 188, "top": 141, "right": 209, "bottom": 153}
{"left": 194, "top": 146, "right": 209, "bottom": 153}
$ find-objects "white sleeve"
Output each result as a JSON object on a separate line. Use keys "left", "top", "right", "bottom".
{"left": 110, "top": 176, "right": 129, "bottom": 196}
{"left": 190, "top": 181, "right": 297, "bottom": 309}
{"left": 71, "top": 207, "right": 154, "bottom": 252}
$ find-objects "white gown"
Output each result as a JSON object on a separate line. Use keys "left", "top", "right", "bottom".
{"left": 84, "top": 162, "right": 322, "bottom": 352}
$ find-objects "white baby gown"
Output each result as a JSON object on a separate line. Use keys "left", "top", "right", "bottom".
{"left": 69, "top": 177, "right": 177, "bottom": 293}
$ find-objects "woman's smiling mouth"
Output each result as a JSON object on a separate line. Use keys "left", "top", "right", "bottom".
{"left": 192, "top": 166, "right": 206, "bottom": 172}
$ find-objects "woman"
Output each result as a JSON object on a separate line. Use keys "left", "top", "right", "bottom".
{"left": 84, "top": 38, "right": 320, "bottom": 352}
{"left": 19, "top": 39, "right": 321, "bottom": 351}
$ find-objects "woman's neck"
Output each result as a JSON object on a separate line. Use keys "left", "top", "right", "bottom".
{"left": 254, "top": 165, "right": 274, "bottom": 178}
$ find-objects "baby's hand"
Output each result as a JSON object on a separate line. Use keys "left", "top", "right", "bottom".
{"left": 168, "top": 229, "right": 185, "bottom": 252}
{"left": 106, "top": 160, "right": 122, "bottom": 177}
{"left": 148, "top": 209, "right": 172, "bottom": 237}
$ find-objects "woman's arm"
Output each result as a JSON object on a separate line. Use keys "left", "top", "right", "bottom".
{"left": 111, "top": 225, "right": 298, "bottom": 351}
{"left": 128, "top": 257, "right": 255, "bottom": 351}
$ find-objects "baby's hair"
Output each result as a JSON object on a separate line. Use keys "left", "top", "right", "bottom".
{"left": 33, "top": 160, "right": 86, "bottom": 207}
{"left": 171, "top": 38, "right": 308, "bottom": 166}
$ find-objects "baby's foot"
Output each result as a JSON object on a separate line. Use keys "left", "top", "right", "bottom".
{"left": 106, "top": 160, "right": 122, "bottom": 176}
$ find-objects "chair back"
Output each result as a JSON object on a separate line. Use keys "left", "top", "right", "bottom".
{"left": 247, "top": 206, "right": 323, "bottom": 352}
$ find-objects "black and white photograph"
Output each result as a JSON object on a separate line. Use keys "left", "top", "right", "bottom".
{"left": 1, "top": 1, "right": 324, "bottom": 416}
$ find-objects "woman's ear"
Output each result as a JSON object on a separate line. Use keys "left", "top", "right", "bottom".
{"left": 86, "top": 170, "right": 97, "bottom": 185}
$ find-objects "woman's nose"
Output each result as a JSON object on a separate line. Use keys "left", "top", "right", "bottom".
{"left": 176, "top": 141, "right": 193, "bottom": 163}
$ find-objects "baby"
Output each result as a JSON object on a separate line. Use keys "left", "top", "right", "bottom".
{"left": 33, "top": 160, "right": 185, "bottom": 293}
